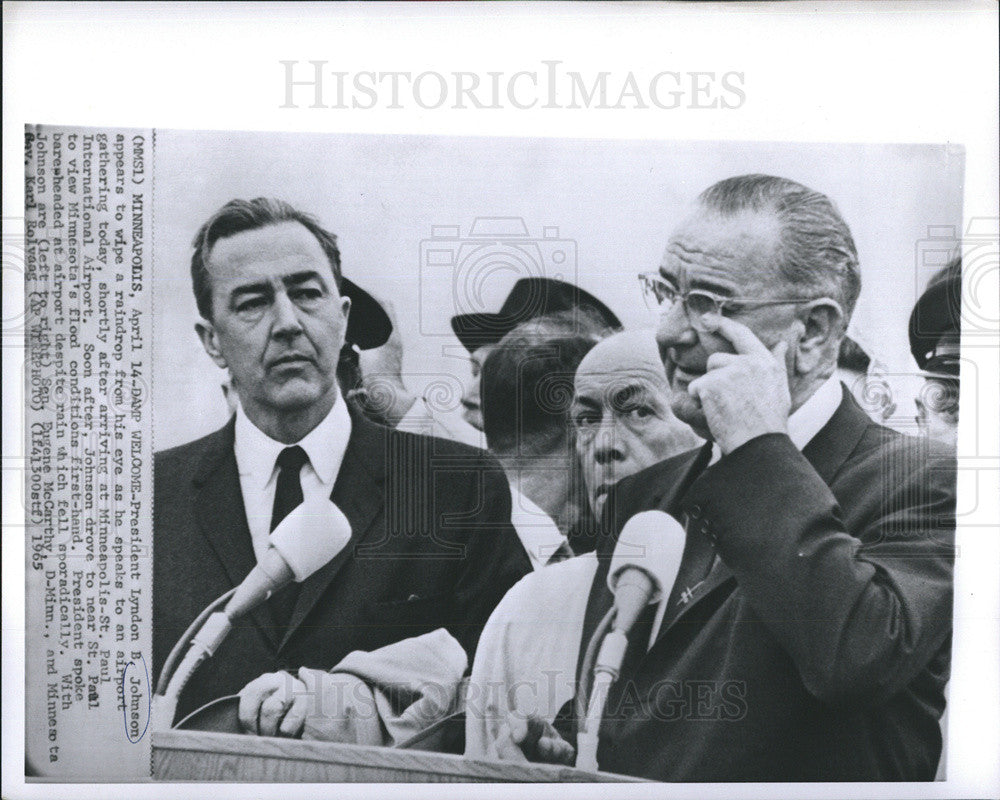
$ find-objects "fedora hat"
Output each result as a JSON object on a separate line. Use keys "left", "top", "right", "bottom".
{"left": 450, "top": 277, "right": 621, "bottom": 353}
{"left": 341, "top": 277, "right": 393, "bottom": 350}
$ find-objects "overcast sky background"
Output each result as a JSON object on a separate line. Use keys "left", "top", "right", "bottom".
{"left": 151, "top": 130, "right": 964, "bottom": 450}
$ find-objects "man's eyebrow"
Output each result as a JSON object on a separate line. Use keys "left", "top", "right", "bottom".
{"left": 282, "top": 270, "right": 326, "bottom": 287}
{"left": 570, "top": 394, "right": 601, "bottom": 412}
{"left": 610, "top": 382, "right": 647, "bottom": 406}
{"left": 687, "top": 276, "right": 735, "bottom": 297}
{"left": 658, "top": 246, "right": 684, "bottom": 282}
{"left": 660, "top": 242, "right": 736, "bottom": 296}
{"left": 229, "top": 281, "right": 272, "bottom": 301}
{"left": 657, "top": 266, "right": 679, "bottom": 285}
{"left": 656, "top": 267, "right": 733, "bottom": 297}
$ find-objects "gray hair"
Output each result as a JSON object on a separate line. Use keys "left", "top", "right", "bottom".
{"left": 699, "top": 174, "right": 861, "bottom": 322}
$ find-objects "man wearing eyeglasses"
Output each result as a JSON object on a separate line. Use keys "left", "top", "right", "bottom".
{"left": 493, "top": 175, "right": 955, "bottom": 781}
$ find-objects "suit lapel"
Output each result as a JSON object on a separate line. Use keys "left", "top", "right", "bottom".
{"left": 279, "top": 408, "right": 387, "bottom": 651}
{"left": 801, "top": 384, "right": 873, "bottom": 486}
{"left": 655, "top": 555, "right": 735, "bottom": 637}
{"left": 652, "top": 385, "right": 873, "bottom": 641}
{"left": 192, "top": 417, "right": 280, "bottom": 648}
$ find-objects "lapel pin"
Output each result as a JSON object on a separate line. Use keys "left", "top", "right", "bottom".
{"left": 678, "top": 580, "right": 704, "bottom": 606}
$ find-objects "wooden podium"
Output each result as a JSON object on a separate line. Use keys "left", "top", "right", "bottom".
{"left": 153, "top": 730, "right": 639, "bottom": 782}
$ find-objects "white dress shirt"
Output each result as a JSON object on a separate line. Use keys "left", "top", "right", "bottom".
{"left": 708, "top": 373, "right": 844, "bottom": 466}
{"left": 508, "top": 485, "right": 571, "bottom": 571}
{"left": 234, "top": 395, "right": 352, "bottom": 564}
{"left": 651, "top": 374, "right": 844, "bottom": 646}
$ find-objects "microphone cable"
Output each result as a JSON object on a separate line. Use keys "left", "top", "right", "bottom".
{"left": 574, "top": 605, "right": 616, "bottom": 745}
{"left": 154, "top": 587, "right": 235, "bottom": 698}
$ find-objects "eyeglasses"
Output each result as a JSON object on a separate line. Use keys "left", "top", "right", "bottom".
{"left": 637, "top": 272, "right": 820, "bottom": 331}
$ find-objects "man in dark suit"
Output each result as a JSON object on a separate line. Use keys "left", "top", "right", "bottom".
{"left": 154, "top": 198, "right": 530, "bottom": 731}
{"left": 492, "top": 175, "right": 955, "bottom": 780}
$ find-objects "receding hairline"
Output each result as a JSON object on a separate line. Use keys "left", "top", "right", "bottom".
{"left": 191, "top": 198, "right": 345, "bottom": 321}
{"left": 689, "top": 175, "right": 861, "bottom": 320}
{"left": 201, "top": 218, "right": 332, "bottom": 271}
{"left": 663, "top": 205, "right": 784, "bottom": 273}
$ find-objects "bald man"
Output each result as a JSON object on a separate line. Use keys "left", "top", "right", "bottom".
{"left": 570, "top": 330, "right": 702, "bottom": 517}
{"left": 465, "top": 331, "right": 700, "bottom": 761}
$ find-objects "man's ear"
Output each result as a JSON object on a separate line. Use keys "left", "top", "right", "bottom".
{"left": 337, "top": 294, "right": 352, "bottom": 350}
{"left": 795, "top": 299, "right": 844, "bottom": 374}
{"left": 195, "top": 320, "right": 228, "bottom": 370}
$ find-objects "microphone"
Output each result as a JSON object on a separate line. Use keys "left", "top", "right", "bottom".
{"left": 152, "top": 497, "right": 352, "bottom": 730}
{"left": 225, "top": 497, "right": 352, "bottom": 619}
{"left": 576, "top": 510, "right": 686, "bottom": 772}
{"left": 606, "top": 510, "right": 687, "bottom": 642}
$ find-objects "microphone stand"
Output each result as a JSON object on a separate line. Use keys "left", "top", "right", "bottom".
{"left": 575, "top": 570, "right": 654, "bottom": 772}
{"left": 150, "top": 499, "right": 350, "bottom": 731}
{"left": 574, "top": 606, "right": 615, "bottom": 772}
{"left": 151, "top": 588, "right": 236, "bottom": 732}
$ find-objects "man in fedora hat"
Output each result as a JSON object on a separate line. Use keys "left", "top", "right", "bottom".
{"left": 153, "top": 198, "right": 530, "bottom": 726}
{"left": 451, "top": 277, "right": 622, "bottom": 431}
{"left": 908, "top": 256, "right": 961, "bottom": 447}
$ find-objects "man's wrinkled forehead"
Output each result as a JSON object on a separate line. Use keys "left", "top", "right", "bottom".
{"left": 660, "top": 207, "right": 782, "bottom": 287}
{"left": 581, "top": 331, "right": 662, "bottom": 370}
{"left": 575, "top": 334, "right": 669, "bottom": 400}
{"left": 206, "top": 221, "right": 335, "bottom": 285}
{"left": 575, "top": 368, "right": 667, "bottom": 401}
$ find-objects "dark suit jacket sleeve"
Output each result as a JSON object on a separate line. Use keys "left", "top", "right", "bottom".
{"left": 448, "top": 463, "right": 531, "bottom": 661}
{"left": 684, "top": 432, "right": 955, "bottom": 707}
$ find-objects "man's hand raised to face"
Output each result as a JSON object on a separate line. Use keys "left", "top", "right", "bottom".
{"left": 687, "top": 316, "right": 792, "bottom": 455}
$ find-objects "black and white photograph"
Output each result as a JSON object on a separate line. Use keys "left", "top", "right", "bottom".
{"left": 25, "top": 125, "right": 968, "bottom": 781}
{"left": 152, "top": 133, "right": 967, "bottom": 783}
{"left": 5, "top": 2, "right": 999, "bottom": 799}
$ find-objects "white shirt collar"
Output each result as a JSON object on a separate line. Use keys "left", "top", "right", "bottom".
{"left": 234, "top": 392, "right": 352, "bottom": 490}
{"left": 710, "top": 373, "right": 842, "bottom": 464}
{"left": 786, "top": 373, "right": 843, "bottom": 452}
{"left": 508, "top": 485, "right": 570, "bottom": 571}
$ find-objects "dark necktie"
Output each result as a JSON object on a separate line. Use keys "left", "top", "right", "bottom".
{"left": 546, "top": 541, "right": 575, "bottom": 566}
{"left": 268, "top": 445, "right": 309, "bottom": 631}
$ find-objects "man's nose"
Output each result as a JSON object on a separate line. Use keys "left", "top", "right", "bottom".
{"left": 462, "top": 373, "right": 481, "bottom": 406}
{"left": 592, "top": 424, "right": 625, "bottom": 465}
{"left": 655, "top": 302, "right": 697, "bottom": 354}
{"left": 271, "top": 291, "right": 304, "bottom": 338}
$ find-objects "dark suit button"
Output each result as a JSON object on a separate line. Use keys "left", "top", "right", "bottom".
{"left": 688, "top": 505, "right": 702, "bottom": 520}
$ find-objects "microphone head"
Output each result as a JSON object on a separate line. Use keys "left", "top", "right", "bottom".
{"left": 608, "top": 510, "right": 687, "bottom": 603}
{"left": 268, "top": 497, "right": 352, "bottom": 582}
